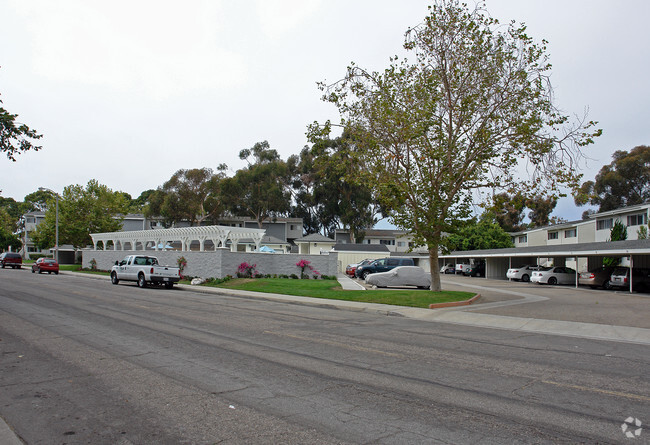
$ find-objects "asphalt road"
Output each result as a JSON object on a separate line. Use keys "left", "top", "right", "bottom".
{"left": 1, "top": 268, "right": 649, "bottom": 444}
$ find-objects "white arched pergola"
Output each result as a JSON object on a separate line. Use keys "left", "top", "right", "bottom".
{"left": 90, "top": 225, "right": 266, "bottom": 253}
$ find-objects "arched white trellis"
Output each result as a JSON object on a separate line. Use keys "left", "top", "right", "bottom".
{"left": 90, "top": 225, "right": 266, "bottom": 252}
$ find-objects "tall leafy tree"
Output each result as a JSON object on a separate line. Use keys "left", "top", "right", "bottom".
{"left": 526, "top": 196, "right": 558, "bottom": 227}
{"left": 445, "top": 212, "right": 514, "bottom": 252}
{"left": 1, "top": 90, "right": 43, "bottom": 161}
{"left": 310, "top": 133, "right": 384, "bottom": 241}
{"left": 23, "top": 189, "right": 57, "bottom": 212}
{"left": 32, "top": 180, "right": 131, "bottom": 249}
{"left": 222, "top": 141, "right": 291, "bottom": 227}
{"left": 146, "top": 167, "right": 227, "bottom": 227}
{"left": 313, "top": 1, "right": 600, "bottom": 290}
{"left": 575, "top": 145, "right": 650, "bottom": 212}
{"left": 490, "top": 192, "right": 527, "bottom": 232}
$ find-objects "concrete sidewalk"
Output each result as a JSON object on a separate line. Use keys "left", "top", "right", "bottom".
{"left": 63, "top": 271, "right": 650, "bottom": 345}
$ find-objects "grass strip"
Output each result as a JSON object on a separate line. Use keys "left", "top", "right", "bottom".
{"left": 207, "top": 278, "right": 475, "bottom": 308}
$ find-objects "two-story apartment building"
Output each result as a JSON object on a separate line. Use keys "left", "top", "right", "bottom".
{"left": 593, "top": 203, "right": 650, "bottom": 242}
{"left": 334, "top": 228, "right": 428, "bottom": 254}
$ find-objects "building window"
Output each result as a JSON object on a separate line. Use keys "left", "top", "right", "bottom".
{"left": 627, "top": 213, "right": 646, "bottom": 226}
{"left": 290, "top": 225, "right": 295, "bottom": 230}
{"left": 564, "top": 229, "right": 577, "bottom": 238}
{"left": 397, "top": 241, "right": 405, "bottom": 247}
{"left": 596, "top": 218, "right": 613, "bottom": 231}
{"left": 548, "top": 231, "right": 559, "bottom": 240}
{"left": 379, "top": 239, "right": 395, "bottom": 245}
{"left": 518, "top": 235, "right": 527, "bottom": 243}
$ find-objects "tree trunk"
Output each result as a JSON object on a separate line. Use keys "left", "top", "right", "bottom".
{"left": 429, "top": 247, "right": 441, "bottom": 291}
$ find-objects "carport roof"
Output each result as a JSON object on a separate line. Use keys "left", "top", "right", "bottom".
{"left": 443, "top": 239, "right": 650, "bottom": 258}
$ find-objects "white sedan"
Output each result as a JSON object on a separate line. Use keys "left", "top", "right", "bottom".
{"left": 530, "top": 266, "right": 577, "bottom": 285}
{"left": 366, "top": 266, "right": 431, "bottom": 289}
{"left": 506, "top": 265, "right": 542, "bottom": 282}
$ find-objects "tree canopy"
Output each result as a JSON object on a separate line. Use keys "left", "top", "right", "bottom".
{"left": 1, "top": 92, "right": 43, "bottom": 161}
{"left": 445, "top": 213, "right": 514, "bottom": 252}
{"left": 313, "top": 0, "right": 600, "bottom": 290}
{"left": 146, "top": 167, "right": 227, "bottom": 227}
{"left": 32, "top": 180, "right": 130, "bottom": 249}
{"left": 221, "top": 141, "right": 291, "bottom": 227}
{"left": 575, "top": 145, "right": 650, "bottom": 212}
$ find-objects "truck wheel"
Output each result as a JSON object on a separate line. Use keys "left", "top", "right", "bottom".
{"left": 165, "top": 282, "right": 174, "bottom": 289}
{"left": 137, "top": 273, "right": 147, "bottom": 288}
{"left": 111, "top": 272, "right": 119, "bottom": 285}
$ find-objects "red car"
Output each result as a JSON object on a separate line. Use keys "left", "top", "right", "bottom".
{"left": 32, "top": 258, "right": 59, "bottom": 274}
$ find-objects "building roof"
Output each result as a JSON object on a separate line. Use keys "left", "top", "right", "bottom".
{"left": 443, "top": 238, "right": 650, "bottom": 259}
{"left": 294, "top": 233, "right": 336, "bottom": 243}
{"left": 332, "top": 243, "right": 390, "bottom": 253}
{"left": 589, "top": 202, "right": 650, "bottom": 218}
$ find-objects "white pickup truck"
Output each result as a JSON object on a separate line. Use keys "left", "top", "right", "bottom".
{"left": 110, "top": 255, "right": 180, "bottom": 289}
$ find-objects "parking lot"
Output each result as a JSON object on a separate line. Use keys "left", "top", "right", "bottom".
{"left": 344, "top": 270, "right": 650, "bottom": 330}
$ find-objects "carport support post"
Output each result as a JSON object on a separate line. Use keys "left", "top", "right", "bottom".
{"left": 630, "top": 255, "right": 634, "bottom": 293}
{"left": 508, "top": 257, "right": 512, "bottom": 281}
{"left": 575, "top": 256, "right": 578, "bottom": 288}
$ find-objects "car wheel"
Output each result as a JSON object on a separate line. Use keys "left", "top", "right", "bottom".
{"left": 521, "top": 274, "right": 529, "bottom": 282}
{"left": 32, "top": 268, "right": 35, "bottom": 273}
{"left": 603, "top": 279, "right": 612, "bottom": 290}
{"left": 111, "top": 272, "right": 119, "bottom": 285}
{"left": 137, "top": 273, "right": 147, "bottom": 288}
{"left": 55, "top": 271, "right": 59, "bottom": 275}
{"left": 165, "top": 282, "right": 174, "bottom": 289}
{"left": 362, "top": 271, "right": 371, "bottom": 280}
{"left": 548, "top": 277, "right": 557, "bottom": 285}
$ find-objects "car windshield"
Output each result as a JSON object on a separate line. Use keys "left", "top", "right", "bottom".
{"left": 539, "top": 266, "right": 552, "bottom": 271}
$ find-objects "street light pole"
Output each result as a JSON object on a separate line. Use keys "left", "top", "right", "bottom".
{"left": 39, "top": 187, "right": 59, "bottom": 263}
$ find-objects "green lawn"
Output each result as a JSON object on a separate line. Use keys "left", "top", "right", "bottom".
{"left": 207, "top": 278, "right": 475, "bottom": 308}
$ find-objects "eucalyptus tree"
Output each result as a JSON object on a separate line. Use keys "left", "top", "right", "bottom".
{"left": 575, "top": 145, "right": 650, "bottom": 212}
{"left": 312, "top": 1, "right": 601, "bottom": 290}
{"left": 221, "top": 141, "right": 291, "bottom": 228}
{"left": 146, "top": 166, "right": 227, "bottom": 227}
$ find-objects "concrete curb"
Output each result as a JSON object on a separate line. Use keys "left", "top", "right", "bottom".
{"left": 429, "top": 293, "right": 481, "bottom": 309}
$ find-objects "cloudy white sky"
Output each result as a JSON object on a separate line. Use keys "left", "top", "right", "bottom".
{"left": 1, "top": 0, "right": 649, "bottom": 224}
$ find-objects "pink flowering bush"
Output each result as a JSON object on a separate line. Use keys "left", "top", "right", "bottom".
{"left": 237, "top": 262, "right": 257, "bottom": 278}
{"left": 296, "top": 259, "right": 320, "bottom": 279}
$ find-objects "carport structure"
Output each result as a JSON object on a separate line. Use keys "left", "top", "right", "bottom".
{"left": 90, "top": 225, "right": 266, "bottom": 253}
{"left": 440, "top": 239, "right": 650, "bottom": 293}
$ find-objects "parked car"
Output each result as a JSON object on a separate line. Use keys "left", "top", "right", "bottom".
{"left": 346, "top": 259, "right": 372, "bottom": 277}
{"left": 31, "top": 257, "right": 59, "bottom": 274}
{"left": 355, "top": 257, "right": 415, "bottom": 280}
{"left": 463, "top": 262, "right": 485, "bottom": 277}
{"left": 578, "top": 266, "right": 616, "bottom": 289}
{"left": 530, "top": 266, "right": 576, "bottom": 285}
{"left": 609, "top": 267, "right": 650, "bottom": 292}
{"left": 454, "top": 263, "right": 470, "bottom": 275}
{"left": 506, "top": 265, "right": 541, "bottom": 282}
{"left": 366, "top": 266, "right": 431, "bottom": 289}
{"left": 440, "top": 263, "right": 456, "bottom": 274}
{"left": 0, "top": 252, "right": 22, "bottom": 269}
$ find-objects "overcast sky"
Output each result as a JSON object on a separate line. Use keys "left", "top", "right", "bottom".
{"left": 1, "top": 0, "right": 649, "bottom": 225}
